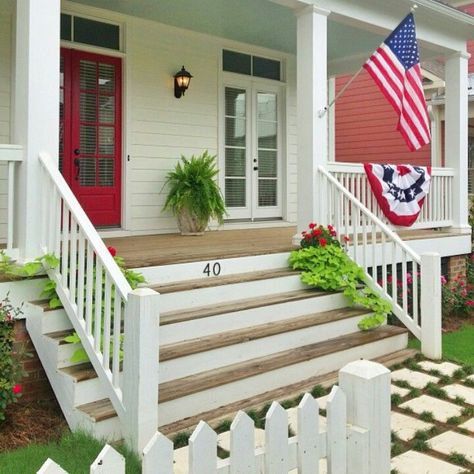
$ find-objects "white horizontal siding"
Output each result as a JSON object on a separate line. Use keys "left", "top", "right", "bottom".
{"left": 125, "top": 14, "right": 297, "bottom": 233}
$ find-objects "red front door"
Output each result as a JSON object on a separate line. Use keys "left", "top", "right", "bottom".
{"left": 60, "top": 49, "right": 122, "bottom": 226}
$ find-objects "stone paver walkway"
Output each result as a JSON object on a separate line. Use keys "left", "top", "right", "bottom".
{"left": 171, "top": 360, "right": 474, "bottom": 474}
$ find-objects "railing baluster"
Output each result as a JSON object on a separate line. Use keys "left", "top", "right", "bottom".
{"left": 85, "top": 242, "right": 94, "bottom": 335}
{"left": 7, "top": 161, "right": 15, "bottom": 251}
{"left": 103, "top": 276, "right": 112, "bottom": 369}
{"left": 69, "top": 219, "right": 78, "bottom": 305}
{"left": 77, "top": 230, "right": 86, "bottom": 321}
{"left": 55, "top": 194, "right": 62, "bottom": 257}
{"left": 371, "top": 223, "right": 376, "bottom": 280}
{"left": 94, "top": 260, "right": 103, "bottom": 353}
{"left": 61, "top": 206, "right": 70, "bottom": 289}
{"left": 381, "top": 232, "right": 387, "bottom": 291}
{"left": 391, "top": 240, "right": 397, "bottom": 305}
{"left": 112, "top": 287, "right": 122, "bottom": 388}
{"left": 413, "top": 262, "right": 419, "bottom": 325}
{"left": 362, "top": 211, "right": 367, "bottom": 273}
{"left": 402, "top": 252, "right": 408, "bottom": 315}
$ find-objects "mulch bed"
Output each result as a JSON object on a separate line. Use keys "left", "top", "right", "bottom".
{"left": 443, "top": 313, "right": 474, "bottom": 332}
{"left": 0, "top": 400, "right": 67, "bottom": 453}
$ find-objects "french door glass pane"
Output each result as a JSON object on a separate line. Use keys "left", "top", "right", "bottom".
{"left": 225, "top": 87, "right": 247, "bottom": 208}
{"left": 99, "top": 96, "right": 115, "bottom": 123}
{"left": 257, "top": 92, "right": 277, "bottom": 207}
{"left": 99, "top": 127, "right": 115, "bottom": 155}
{"left": 80, "top": 93, "right": 97, "bottom": 122}
{"left": 80, "top": 126, "right": 97, "bottom": 154}
{"left": 80, "top": 60, "right": 97, "bottom": 90}
{"left": 79, "top": 158, "right": 96, "bottom": 186}
{"left": 99, "top": 63, "right": 115, "bottom": 93}
{"left": 225, "top": 179, "right": 246, "bottom": 207}
{"left": 99, "top": 158, "right": 115, "bottom": 186}
{"left": 258, "top": 180, "right": 277, "bottom": 206}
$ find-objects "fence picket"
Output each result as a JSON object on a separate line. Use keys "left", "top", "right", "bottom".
{"left": 230, "top": 411, "right": 257, "bottom": 474}
{"left": 189, "top": 421, "right": 218, "bottom": 474}
{"left": 90, "top": 445, "right": 125, "bottom": 474}
{"left": 297, "top": 393, "right": 320, "bottom": 474}
{"left": 142, "top": 432, "right": 174, "bottom": 474}
{"left": 265, "top": 402, "right": 289, "bottom": 474}
{"left": 326, "top": 386, "right": 347, "bottom": 474}
{"left": 37, "top": 459, "right": 68, "bottom": 474}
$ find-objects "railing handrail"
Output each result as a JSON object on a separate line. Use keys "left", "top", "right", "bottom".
{"left": 39, "top": 152, "right": 131, "bottom": 299}
{"left": 326, "top": 161, "right": 455, "bottom": 177}
{"left": 318, "top": 165, "right": 422, "bottom": 264}
{"left": 0, "top": 144, "right": 23, "bottom": 162}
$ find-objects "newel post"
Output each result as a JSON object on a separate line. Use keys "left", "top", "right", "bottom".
{"left": 339, "top": 360, "right": 391, "bottom": 474}
{"left": 123, "top": 288, "right": 160, "bottom": 453}
{"left": 420, "top": 252, "right": 442, "bottom": 359}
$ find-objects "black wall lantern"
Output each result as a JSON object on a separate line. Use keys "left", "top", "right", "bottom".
{"left": 174, "top": 66, "right": 193, "bottom": 98}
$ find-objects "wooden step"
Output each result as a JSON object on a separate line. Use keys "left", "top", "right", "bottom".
{"left": 158, "top": 326, "right": 407, "bottom": 403}
{"left": 159, "top": 348, "right": 419, "bottom": 436}
{"left": 161, "top": 288, "right": 331, "bottom": 326}
{"left": 151, "top": 268, "right": 298, "bottom": 294}
{"left": 160, "top": 307, "right": 369, "bottom": 362}
{"left": 76, "top": 326, "right": 407, "bottom": 423}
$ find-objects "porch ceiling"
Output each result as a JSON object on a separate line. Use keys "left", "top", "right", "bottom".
{"left": 69, "top": 0, "right": 386, "bottom": 58}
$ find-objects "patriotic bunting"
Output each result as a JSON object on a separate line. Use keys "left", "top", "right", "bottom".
{"left": 364, "top": 163, "right": 431, "bottom": 227}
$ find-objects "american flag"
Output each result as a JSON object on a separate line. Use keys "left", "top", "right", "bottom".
{"left": 363, "top": 13, "right": 431, "bottom": 151}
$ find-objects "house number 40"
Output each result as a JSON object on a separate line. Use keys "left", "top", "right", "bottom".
{"left": 203, "top": 262, "right": 221, "bottom": 277}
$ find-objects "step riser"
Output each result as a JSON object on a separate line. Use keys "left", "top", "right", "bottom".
{"left": 136, "top": 252, "right": 291, "bottom": 286}
{"left": 160, "top": 314, "right": 370, "bottom": 383}
{"left": 56, "top": 342, "right": 84, "bottom": 369}
{"left": 74, "top": 411, "right": 123, "bottom": 442}
{"left": 160, "top": 292, "right": 350, "bottom": 345}
{"left": 158, "top": 332, "right": 408, "bottom": 426}
{"left": 160, "top": 275, "right": 305, "bottom": 313}
{"left": 41, "top": 308, "right": 73, "bottom": 334}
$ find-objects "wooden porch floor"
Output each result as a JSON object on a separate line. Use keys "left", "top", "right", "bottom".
{"left": 103, "top": 226, "right": 463, "bottom": 269}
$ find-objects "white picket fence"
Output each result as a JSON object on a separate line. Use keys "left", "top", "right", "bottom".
{"left": 36, "top": 360, "right": 392, "bottom": 474}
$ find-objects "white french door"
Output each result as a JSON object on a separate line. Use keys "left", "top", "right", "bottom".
{"left": 221, "top": 79, "right": 283, "bottom": 220}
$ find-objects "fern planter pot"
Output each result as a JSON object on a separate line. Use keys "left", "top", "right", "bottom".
{"left": 177, "top": 209, "right": 208, "bottom": 235}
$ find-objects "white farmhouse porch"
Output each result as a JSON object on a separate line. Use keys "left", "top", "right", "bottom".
{"left": 0, "top": 0, "right": 473, "bottom": 453}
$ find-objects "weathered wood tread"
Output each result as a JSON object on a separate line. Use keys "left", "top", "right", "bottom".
{"left": 159, "top": 348, "right": 419, "bottom": 436}
{"left": 158, "top": 326, "right": 407, "bottom": 403}
{"left": 60, "top": 363, "right": 97, "bottom": 382}
{"left": 160, "top": 289, "right": 332, "bottom": 326}
{"left": 29, "top": 299, "right": 63, "bottom": 311}
{"left": 76, "top": 326, "right": 408, "bottom": 422}
{"left": 151, "top": 268, "right": 298, "bottom": 294}
{"left": 160, "top": 307, "right": 369, "bottom": 361}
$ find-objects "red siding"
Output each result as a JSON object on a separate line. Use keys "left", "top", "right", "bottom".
{"left": 334, "top": 70, "right": 432, "bottom": 166}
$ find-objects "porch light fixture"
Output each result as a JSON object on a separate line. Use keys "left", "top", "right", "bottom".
{"left": 174, "top": 66, "right": 193, "bottom": 98}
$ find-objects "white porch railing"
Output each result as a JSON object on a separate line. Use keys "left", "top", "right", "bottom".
{"left": 38, "top": 152, "right": 160, "bottom": 452}
{"left": 37, "top": 360, "right": 392, "bottom": 474}
{"left": 326, "top": 162, "right": 454, "bottom": 230}
{"left": 0, "top": 144, "right": 23, "bottom": 253}
{"left": 318, "top": 166, "right": 441, "bottom": 359}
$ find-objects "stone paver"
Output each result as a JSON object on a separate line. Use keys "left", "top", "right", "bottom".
{"left": 467, "top": 375, "right": 474, "bottom": 383}
{"left": 392, "top": 368, "right": 439, "bottom": 389}
{"left": 391, "top": 450, "right": 464, "bottom": 474}
{"left": 418, "top": 361, "right": 462, "bottom": 377}
{"left": 391, "top": 384, "right": 410, "bottom": 397}
{"left": 460, "top": 417, "right": 474, "bottom": 432}
{"left": 429, "top": 431, "right": 474, "bottom": 463}
{"left": 217, "top": 428, "right": 265, "bottom": 451}
{"left": 391, "top": 412, "right": 433, "bottom": 441}
{"left": 287, "top": 406, "right": 326, "bottom": 434}
{"left": 399, "top": 395, "right": 463, "bottom": 423}
{"left": 444, "top": 383, "right": 474, "bottom": 405}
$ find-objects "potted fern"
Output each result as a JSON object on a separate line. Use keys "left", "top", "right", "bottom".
{"left": 163, "top": 151, "right": 226, "bottom": 235}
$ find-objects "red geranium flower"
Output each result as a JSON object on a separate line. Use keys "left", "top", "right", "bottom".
{"left": 319, "top": 238, "right": 327, "bottom": 247}
{"left": 309, "top": 223, "right": 316, "bottom": 229}
{"left": 107, "top": 246, "right": 117, "bottom": 257}
{"left": 12, "top": 384, "right": 22, "bottom": 395}
{"left": 343, "top": 235, "right": 350, "bottom": 243}
{"left": 313, "top": 229, "right": 322, "bottom": 237}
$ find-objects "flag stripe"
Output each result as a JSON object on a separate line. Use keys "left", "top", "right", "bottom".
{"left": 364, "top": 13, "right": 431, "bottom": 151}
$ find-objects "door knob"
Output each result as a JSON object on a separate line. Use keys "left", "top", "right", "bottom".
{"left": 253, "top": 166, "right": 258, "bottom": 171}
{"left": 74, "top": 148, "right": 81, "bottom": 156}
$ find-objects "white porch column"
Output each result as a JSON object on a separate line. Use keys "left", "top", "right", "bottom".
{"left": 444, "top": 51, "right": 470, "bottom": 232}
{"left": 13, "top": 0, "right": 60, "bottom": 259}
{"left": 294, "top": 6, "right": 330, "bottom": 244}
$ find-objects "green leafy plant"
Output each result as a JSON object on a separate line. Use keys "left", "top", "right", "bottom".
{"left": 162, "top": 151, "right": 226, "bottom": 233}
{"left": 290, "top": 224, "right": 392, "bottom": 331}
{"left": 0, "top": 251, "right": 59, "bottom": 280}
{"left": 0, "top": 295, "right": 27, "bottom": 422}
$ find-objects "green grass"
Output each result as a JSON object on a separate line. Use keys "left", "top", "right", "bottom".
{"left": 0, "top": 431, "right": 141, "bottom": 474}
{"left": 409, "top": 324, "right": 474, "bottom": 365}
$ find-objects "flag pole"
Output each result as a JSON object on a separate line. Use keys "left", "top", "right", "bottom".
{"left": 318, "top": 67, "right": 364, "bottom": 118}
{"left": 318, "top": 3, "right": 419, "bottom": 118}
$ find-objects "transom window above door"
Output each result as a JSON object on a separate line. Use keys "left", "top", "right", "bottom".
{"left": 223, "top": 50, "right": 282, "bottom": 81}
